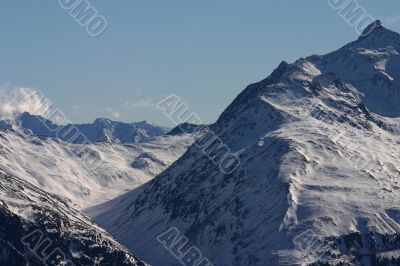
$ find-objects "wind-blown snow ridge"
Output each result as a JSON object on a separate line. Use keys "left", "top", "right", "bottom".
{"left": 90, "top": 21, "right": 400, "bottom": 265}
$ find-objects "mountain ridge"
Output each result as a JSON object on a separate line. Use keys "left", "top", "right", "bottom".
{"left": 90, "top": 21, "right": 400, "bottom": 265}
{"left": 0, "top": 112, "right": 167, "bottom": 144}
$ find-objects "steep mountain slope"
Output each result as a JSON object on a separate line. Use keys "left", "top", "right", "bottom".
{"left": 0, "top": 128, "right": 194, "bottom": 209}
{"left": 0, "top": 169, "right": 146, "bottom": 266}
{"left": 90, "top": 21, "right": 400, "bottom": 265}
{"left": 0, "top": 112, "right": 166, "bottom": 144}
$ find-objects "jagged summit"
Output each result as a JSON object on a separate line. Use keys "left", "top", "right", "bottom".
{"left": 350, "top": 19, "right": 400, "bottom": 51}
{"left": 374, "top": 19, "right": 383, "bottom": 26}
{"left": 361, "top": 19, "right": 383, "bottom": 36}
{"left": 93, "top": 117, "right": 114, "bottom": 126}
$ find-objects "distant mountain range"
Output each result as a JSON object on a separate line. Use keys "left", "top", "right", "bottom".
{"left": 0, "top": 112, "right": 167, "bottom": 144}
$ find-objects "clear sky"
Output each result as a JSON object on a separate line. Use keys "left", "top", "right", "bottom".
{"left": 0, "top": 0, "right": 399, "bottom": 126}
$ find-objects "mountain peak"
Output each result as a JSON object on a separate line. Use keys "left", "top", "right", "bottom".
{"left": 339, "top": 19, "right": 400, "bottom": 52}
{"left": 19, "top": 111, "right": 40, "bottom": 120}
{"left": 360, "top": 19, "right": 384, "bottom": 37}
{"left": 375, "top": 19, "right": 383, "bottom": 26}
{"left": 93, "top": 117, "right": 114, "bottom": 126}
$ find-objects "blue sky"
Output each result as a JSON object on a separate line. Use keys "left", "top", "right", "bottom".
{"left": 0, "top": 0, "right": 399, "bottom": 126}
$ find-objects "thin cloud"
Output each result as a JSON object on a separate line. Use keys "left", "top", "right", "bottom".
{"left": 383, "top": 16, "right": 400, "bottom": 26}
{"left": 0, "top": 85, "right": 52, "bottom": 120}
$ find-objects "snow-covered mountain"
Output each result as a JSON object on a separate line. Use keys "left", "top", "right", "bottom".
{"left": 0, "top": 112, "right": 166, "bottom": 144}
{"left": 0, "top": 128, "right": 193, "bottom": 209}
{"left": 0, "top": 108, "right": 193, "bottom": 265}
{"left": 90, "top": 21, "right": 400, "bottom": 265}
{"left": 0, "top": 169, "right": 146, "bottom": 265}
